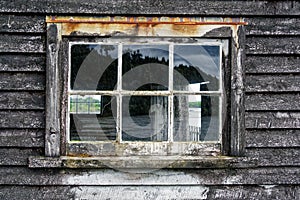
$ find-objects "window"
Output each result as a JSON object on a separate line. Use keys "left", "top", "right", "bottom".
{"left": 31, "top": 16, "right": 246, "bottom": 168}
{"left": 68, "top": 40, "right": 223, "bottom": 144}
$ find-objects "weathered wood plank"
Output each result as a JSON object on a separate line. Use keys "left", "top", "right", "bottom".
{"left": 0, "top": 148, "right": 42, "bottom": 166}
{"left": 0, "top": 111, "right": 45, "bottom": 128}
{"left": 0, "top": 92, "right": 45, "bottom": 110}
{"left": 246, "top": 112, "right": 300, "bottom": 129}
{"left": 245, "top": 74, "right": 300, "bottom": 92}
{"left": 246, "top": 130, "right": 300, "bottom": 148}
{"left": 207, "top": 185, "right": 300, "bottom": 200}
{"left": 246, "top": 17, "right": 300, "bottom": 36}
{"left": 0, "top": 185, "right": 299, "bottom": 200}
{"left": 245, "top": 93, "right": 300, "bottom": 111}
{"left": 0, "top": 129, "right": 44, "bottom": 147}
{"left": 0, "top": 0, "right": 299, "bottom": 16}
{"left": 0, "top": 34, "right": 45, "bottom": 53}
{"left": 0, "top": 167, "right": 299, "bottom": 185}
{"left": 0, "top": 54, "right": 45, "bottom": 72}
{"left": 45, "top": 23, "right": 61, "bottom": 157}
{"left": 245, "top": 148, "right": 300, "bottom": 166}
{"left": 245, "top": 56, "right": 300, "bottom": 74}
{"left": 246, "top": 36, "right": 300, "bottom": 55}
{"left": 0, "top": 73, "right": 45, "bottom": 90}
{"left": 0, "top": 15, "right": 45, "bottom": 33}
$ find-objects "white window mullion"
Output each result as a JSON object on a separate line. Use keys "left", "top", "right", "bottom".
{"left": 168, "top": 44, "right": 174, "bottom": 142}
{"left": 117, "top": 43, "right": 123, "bottom": 142}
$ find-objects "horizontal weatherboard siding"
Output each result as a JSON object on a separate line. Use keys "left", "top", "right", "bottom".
{"left": 0, "top": 1, "right": 299, "bottom": 199}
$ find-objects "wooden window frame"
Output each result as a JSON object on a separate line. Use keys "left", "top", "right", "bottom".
{"left": 29, "top": 16, "right": 246, "bottom": 168}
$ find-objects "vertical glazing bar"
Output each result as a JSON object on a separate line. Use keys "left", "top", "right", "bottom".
{"left": 218, "top": 44, "right": 223, "bottom": 143}
{"left": 168, "top": 44, "right": 174, "bottom": 142}
{"left": 117, "top": 43, "right": 122, "bottom": 142}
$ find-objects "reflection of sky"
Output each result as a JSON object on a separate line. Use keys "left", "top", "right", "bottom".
{"left": 174, "top": 45, "right": 220, "bottom": 78}
{"left": 123, "top": 45, "right": 169, "bottom": 60}
{"left": 78, "top": 44, "right": 219, "bottom": 77}
{"left": 89, "top": 44, "right": 119, "bottom": 59}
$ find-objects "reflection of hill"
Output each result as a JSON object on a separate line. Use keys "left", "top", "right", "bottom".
{"left": 174, "top": 64, "right": 219, "bottom": 91}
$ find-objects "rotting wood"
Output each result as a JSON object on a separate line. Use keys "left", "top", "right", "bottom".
{"left": 0, "top": 34, "right": 45, "bottom": 53}
{"left": 245, "top": 111, "right": 300, "bottom": 129}
{"left": 0, "top": 14, "right": 45, "bottom": 33}
{"left": 245, "top": 74, "right": 300, "bottom": 92}
{"left": 45, "top": 23, "right": 61, "bottom": 157}
{"left": 245, "top": 130, "right": 300, "bottom": 148}
{"left": 0, "top": 73, "right": 45, "bottom": 91}
{"left": 245, "top": 56, "right": 300, "bottom": 74}
{"left": 0, "top": 92, "right": 45, "bottom": 110}
{"left": 0, "top": 54, "right": 45, "bottom": 72}
{"left": 245, "top": 93, "right": 300, "bottom": 111}
{"left": 0, "top": 129, "right": 44, "bottom": 147}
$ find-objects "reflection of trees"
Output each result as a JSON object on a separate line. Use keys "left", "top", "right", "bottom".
{"left": 71, "top": 45, "right": 118, "bottom": 91}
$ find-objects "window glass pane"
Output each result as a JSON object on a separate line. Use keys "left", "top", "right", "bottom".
{"left": 69, "top": 95, "right": 117, "bottom": 141}
{"left": 122, "top": 96, "right": 168, "bottom": 141}
{"left": 173, "top": 45, "right": 220, "bottom": 91}
{"left": 122, "top": 45, "right": 169, "bottom": 91}
{"left": 173, "top": 95, "right": 220, "bottom": 141}
{"left": 71, "top": 44, "right": 118, "bottom": 90}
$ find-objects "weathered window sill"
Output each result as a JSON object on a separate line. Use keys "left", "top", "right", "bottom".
{"left": 28, "top": 156, "right": 257, "bottom": 169}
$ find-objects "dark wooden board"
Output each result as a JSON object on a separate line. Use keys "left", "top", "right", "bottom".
{"left": 0, "top": 185, "right": 299, "bottom": 200}
{"left": 0, "top": 73, "right": 45, "bottom": 90}
{"left": 246, "top": 111, "right": 300, "bottom": 129}
{"left": 0, "top": 111, "right": 45, "bottom": 128}
{"left": 0, "top": 54, "right": 45, "bottom": 72}
{"left": 246, "top": 36, "right": 300, "bottom": 55}
{"left": 0, "top": 0, "right": 299, "bottom": 16}
{"left": 245, "top": 93, "right": 300, "bottom": 111}
{"left": 246, "top": 17, "right": 300, "bottom": 36}
{"left": 0, "top": 129, "right": 44, "bottom": 147}
{"left": 246, "top": 130, "right": 300, "bottom": 148}
{"left": 245, "top": 74, "right": 300, "bottom": 92}
{"left": 0, "top": 15, "right": 45, "bottom": 33}
{"left": 0, "top": 92, "right": 45, "bottom": 110}
{"left": 0, "top": 34, "right": 45, "bottom": 53}
{"left": 0, "top": 167, "right": 299, "bottom": 185}
{"left": 245, "top": 56, "right": 300, "bottom": 74}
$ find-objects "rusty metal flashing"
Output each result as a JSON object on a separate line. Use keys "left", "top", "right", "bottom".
{"left": 46, "top": 16, "right": 247, "bottom": 25}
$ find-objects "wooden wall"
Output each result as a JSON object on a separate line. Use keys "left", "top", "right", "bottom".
{"left": 0, "top": 0, "right": 299, "bottom": 199}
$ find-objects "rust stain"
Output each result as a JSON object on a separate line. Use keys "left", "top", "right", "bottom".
{"left": 47, "top": 16, "right": 247, "bottom": 26}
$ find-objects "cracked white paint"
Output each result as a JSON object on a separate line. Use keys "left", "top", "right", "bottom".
{"left": 63, "top": 169, "right": 201, "bottom": 186}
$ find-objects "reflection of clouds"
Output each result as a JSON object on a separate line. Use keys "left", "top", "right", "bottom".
{"left": 174, "top": 45, "right": 220, "bottom": 78}
{"left": 92, "top": 45, "right": 119, "bottom": 59}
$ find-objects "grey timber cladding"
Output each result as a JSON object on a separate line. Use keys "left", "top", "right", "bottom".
{"left": 0, "top": 0, "right": 299, "bottom": 199}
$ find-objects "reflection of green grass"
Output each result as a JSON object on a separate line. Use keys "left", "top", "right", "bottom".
{"left": 70, "top": 97, "right": 101, "bottom": 113}
{"left": 189, "top": 101, "right": 201, "bottom": 108}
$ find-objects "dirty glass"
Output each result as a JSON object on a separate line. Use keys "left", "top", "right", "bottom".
{"left": 69, "top": 41, "right": 222, "bottom": 143}
{"left": 173, "top": 45, "right": 220, "bottom": 91}
{"left": 71, "top": 44, "right": 118, "bottom": 90}
{"left": 173, "top": 95, "right": 220, "bottom": 141}
{"left": 122, "top": 96, "right": 168, "bottom": 141}
{"left": 69, "top": 95, "right": 117, "bottom": 141}
{"left": 122, "top": 45, "right": 169, "bottom": 91}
